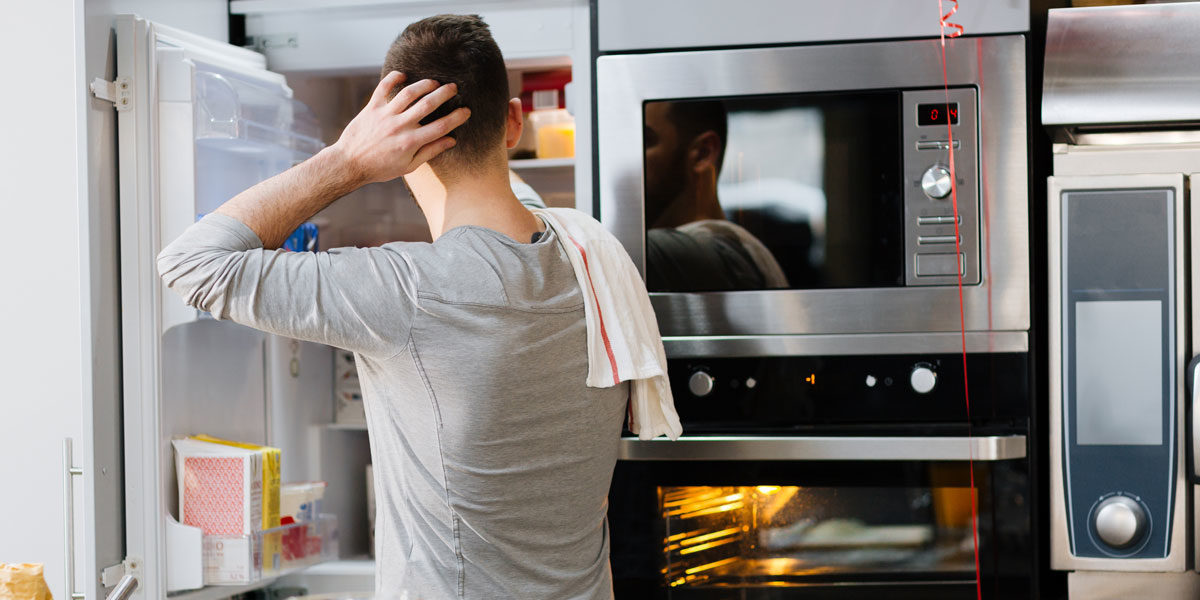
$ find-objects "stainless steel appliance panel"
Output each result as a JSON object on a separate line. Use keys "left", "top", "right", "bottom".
{"left": 597, "top": 0, "right": 1030, "bottom": 52}
{"left": 1043, "top": 3, "right": 1200, "bottom": 127}
{"left": 597, "top": 35, "right": 1029, "bottom": 340}
{"left": 662, "top": 331, "right": 1028, "bottom": 358}
{"left": 1047, "top": 173, "right": 1188, "bottom": 572}
{"left": 619, "top": 435, "right": 1026, "bottom": 462}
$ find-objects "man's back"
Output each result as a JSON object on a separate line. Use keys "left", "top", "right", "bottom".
{"left": 352, "top": 224, "right": 628, "bottom": 599}
{"left": 158, "top": 214, "right": 629, "bottom": 599}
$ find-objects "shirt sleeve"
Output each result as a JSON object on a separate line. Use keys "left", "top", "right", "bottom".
{"left": 157, "top": 213, "right": 417, "bottom": 358}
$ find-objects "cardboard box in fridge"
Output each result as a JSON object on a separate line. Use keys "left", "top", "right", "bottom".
{"left": 191, "top": 434, "right": 283, "bottom": 572}
{"left": 173, "top": 438, "right": 263, "bottom": 537}
{"left": 190, "top": 435, "right": 282, "bottom": 530}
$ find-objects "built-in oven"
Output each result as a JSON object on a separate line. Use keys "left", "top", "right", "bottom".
{"left": 591, "top": 1, "right": 1037, "bottom": 597}
{"left": 1044, "top": 4, "right": 1200, "bottom": 598}
{"left": 608, "top": 353, "right": 1034, "bottom": 598}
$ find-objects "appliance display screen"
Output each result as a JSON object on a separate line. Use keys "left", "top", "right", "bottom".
{"left": 1074, "top": 300, "right": 1164, "bottom": 446}
{"left": 917, "top": 103, "right": 959, "bottom": 126}
{"left": 642, "top": 92, "right": 904, "bottom": 293}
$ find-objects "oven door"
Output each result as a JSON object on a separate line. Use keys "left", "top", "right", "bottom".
{"left": 596, "top": 35, "right": 1029, "bottom": 344}
{"left": 608, "top": 439, "right": 1031, "bottom": 599}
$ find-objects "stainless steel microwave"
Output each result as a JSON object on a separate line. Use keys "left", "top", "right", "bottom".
{"left": 596, "top": 35, "right": 1030, "bottom": 357}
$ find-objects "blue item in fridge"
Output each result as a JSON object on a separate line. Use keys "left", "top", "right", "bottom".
{"left": 282, "top": 222, "right": 319, "bottom": 253}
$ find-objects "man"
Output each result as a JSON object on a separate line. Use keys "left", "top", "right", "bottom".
{"left": 158, "top": 15, "right": 631, "bottom": 599}
{"left": 642, "top": 100, "right": 788, "bottom": 292}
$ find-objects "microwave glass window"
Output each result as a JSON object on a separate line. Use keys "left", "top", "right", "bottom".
{"left": 643, "top": 94, "right": 905, "bottom": 293}
{"left": 659, "top": 479, "right": 975, "bottom": 588}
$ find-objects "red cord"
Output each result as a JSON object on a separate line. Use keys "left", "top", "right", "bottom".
{"left": 937, "top": 1, "right": 980, "bottom": 599}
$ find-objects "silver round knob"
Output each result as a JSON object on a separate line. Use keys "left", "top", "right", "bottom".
{"left": 688, "top": 371, "right": 715, "bottom": 397}
{"left": 910, "top": 365, "right": 937, "bottom": 394}
{"left": 1094, "top": 495, "right": 1147, "bottom": 549}
{"left": 921, "top": 165, "right": 953, "bottom": 200}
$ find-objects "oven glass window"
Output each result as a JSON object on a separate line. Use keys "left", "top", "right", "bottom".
{"left": 660, "top": 481, "right": 975, "bottom": 588}
{"left": 643, "top": 93, "right": 905, "bottom": 292}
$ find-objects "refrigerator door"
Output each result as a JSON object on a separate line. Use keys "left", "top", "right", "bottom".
{"left": 113, "top": 16, "right": 322, "bottom": 598}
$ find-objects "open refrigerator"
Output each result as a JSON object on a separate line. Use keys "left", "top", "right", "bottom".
{"left": 108, "top": 13, "right": 581, "bottom": 600}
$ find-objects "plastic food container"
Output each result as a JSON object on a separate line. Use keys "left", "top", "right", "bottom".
{"left": 281, "top": 481, "right": 327, "bottom": 523}
{"left": 529, "top": 106, "right": 575, "bottom": 159}
{"left": 202, "top": 513, "right": 338, "bottom": 585}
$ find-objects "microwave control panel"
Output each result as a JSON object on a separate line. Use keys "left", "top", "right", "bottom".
{"left": 902, "top": 88, "right": 980, "bottom": 286}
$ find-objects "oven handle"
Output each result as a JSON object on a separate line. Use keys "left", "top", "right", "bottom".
{"left": 618, "top": 435, "right": 1026, "bottom": 461}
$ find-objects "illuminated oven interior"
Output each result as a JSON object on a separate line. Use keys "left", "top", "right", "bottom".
{"left": 661, "top": 479, "right": 978, "bottom": 588}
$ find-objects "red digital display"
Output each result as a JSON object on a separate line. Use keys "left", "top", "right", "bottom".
{"left": 918, "top": 103, "right": 959, "bottom": 126}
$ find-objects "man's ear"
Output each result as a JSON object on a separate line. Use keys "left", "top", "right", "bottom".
{"left": 505, "top": 98, "right": 524, "bottom": 149}
{"left": 687, "top": 131, "right": 722, "bottom": 173}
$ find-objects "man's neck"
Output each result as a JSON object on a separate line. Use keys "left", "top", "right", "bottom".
{"left": 405, "top": 158, "right": 542, "bottom": 242}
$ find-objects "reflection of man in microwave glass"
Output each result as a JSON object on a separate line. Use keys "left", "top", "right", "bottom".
{"left": 643, "top": 100, "right": 788, "bottom": 292}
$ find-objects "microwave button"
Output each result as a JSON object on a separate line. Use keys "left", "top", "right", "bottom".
{"left": 917, "top": 215, "right": 960, "bottom": 226}
{"left": 921, "top": 165, "right": 954, "bottom": 199}
{"left": 910, "top": 364, "right": 937, "bottom": 394}
{"left": 915, "top": 140, "right": 961, "bottom": 151}
{"left": 915, "top": 253, "right": 964, "bottom": 277}
{"left": 918, "top": 235, "right": 959, "bottom": 246}
{"left": 688, "top": 370, "right": 716, "bottom": 397}
{"left": 1093, "top": 495, "right": 1148, "bottom": 549}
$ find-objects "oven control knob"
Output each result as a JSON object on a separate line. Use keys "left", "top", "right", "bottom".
{"left": 688, "top": 371, "right": 715, "bottom": 397}
{"left": 910, "top": 364, "right": 937, "bottom": 394}
{"left": 1094, "top": 495, "right": 1148, "bottom": 549}
{"left": 921, "top": 165, "right": 953, "bottom": 200}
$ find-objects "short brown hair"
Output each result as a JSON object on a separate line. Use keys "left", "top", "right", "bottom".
{"left": 382, "top": 14, "right": 509, "bottom": 168}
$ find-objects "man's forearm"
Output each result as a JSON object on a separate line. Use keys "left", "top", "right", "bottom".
{"left": 214, "top": 145, "right": 364, "bottom": 249}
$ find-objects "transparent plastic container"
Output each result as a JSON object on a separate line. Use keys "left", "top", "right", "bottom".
{"left": 192, "top": 61, "right": 324, "bottom": 218}
{"left": 530, "top": 108, "right": 575, "bottom": 159}
{"left": 202, "top": 513, "right": 338, "bottom": 585}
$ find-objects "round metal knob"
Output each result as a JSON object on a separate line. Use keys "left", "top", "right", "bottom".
{"left": 921, "top": 165, "right": 953, "bottom": 200}
{"left": 688, "top": 371, "right": 715, "bottom": 397}
{"left": 1094, "top": 495, "right": 1147, "bottom": 549}
{"left": 910, "top": 364, "right": 937, "bottom": 394}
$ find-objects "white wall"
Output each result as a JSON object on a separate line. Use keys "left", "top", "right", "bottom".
{"left": 0, "top": 2, "right": 88, "bottom": 600}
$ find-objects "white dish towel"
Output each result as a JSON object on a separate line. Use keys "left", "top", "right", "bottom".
{"left": 532, "top": 208, "right": 682, "bottom": 440}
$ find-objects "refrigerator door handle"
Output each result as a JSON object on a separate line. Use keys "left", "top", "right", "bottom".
{"left": 62, "top": 438, "right": 84, "bottom": 599}
{"left": 103, "top": 575, "right": 138, "bottom": 600}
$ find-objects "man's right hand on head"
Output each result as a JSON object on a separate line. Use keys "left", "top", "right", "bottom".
{"left": 330, "top": 71, "right": 471, "bottom": 186}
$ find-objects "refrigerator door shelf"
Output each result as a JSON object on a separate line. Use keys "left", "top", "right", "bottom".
{"left": 193, "top": 65, "right": 322, "bottom": 152}
{"left": 155, "top": 39, "right": 324, "bottom": 334}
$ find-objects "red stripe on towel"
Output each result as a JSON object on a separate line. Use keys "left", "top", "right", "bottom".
{"left": 567, "top": 235, "right": 621, "bottom": 385}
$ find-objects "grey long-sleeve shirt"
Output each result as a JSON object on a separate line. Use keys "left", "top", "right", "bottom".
{"left": 157, "top": 206, "right": 629, "bottom": 599}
